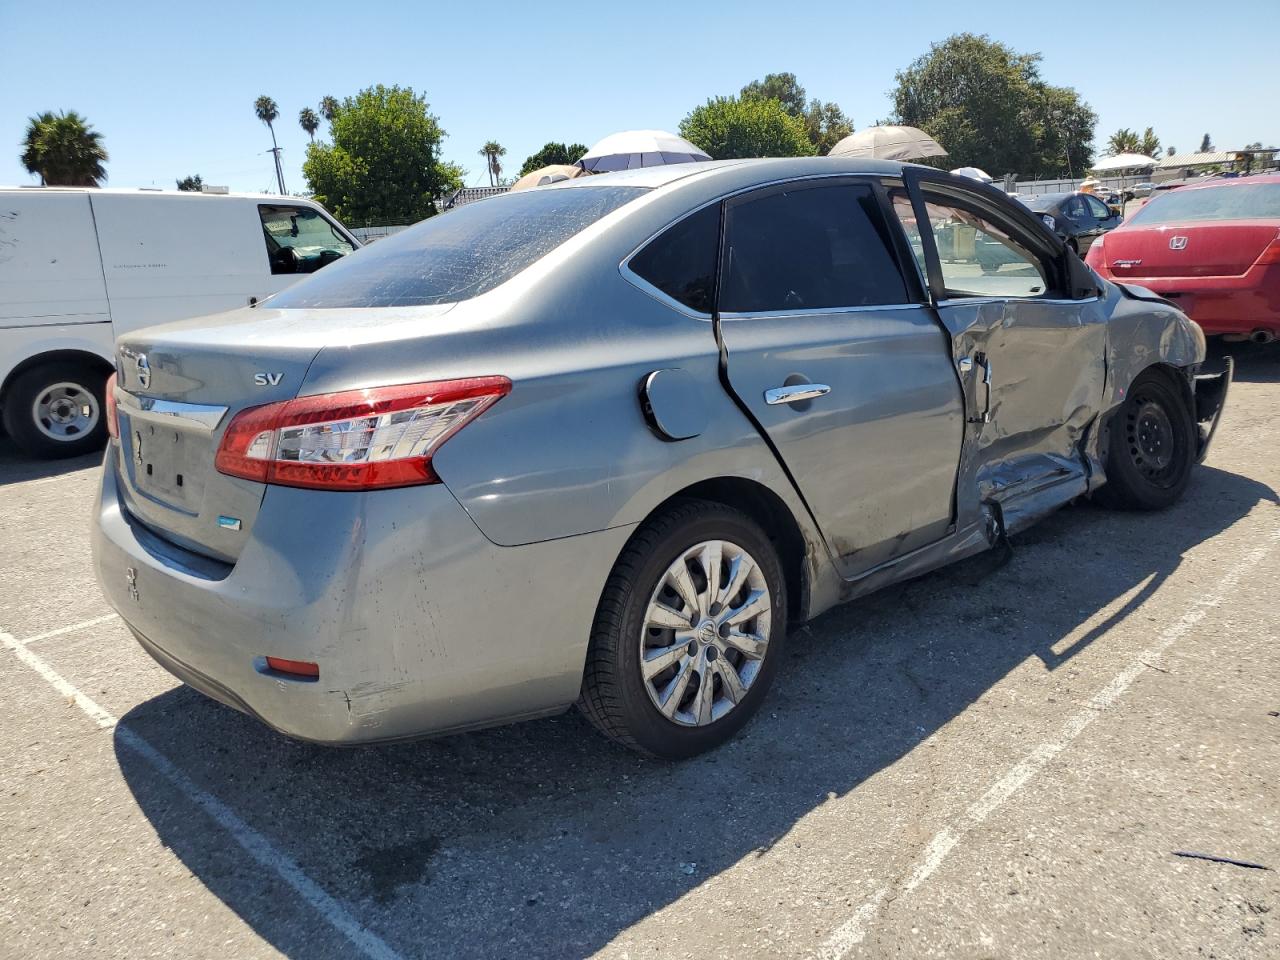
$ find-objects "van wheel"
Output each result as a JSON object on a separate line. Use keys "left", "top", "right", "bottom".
{"left": 578, "top": 499, "right": 786, "bottom": 759}
{"left": 3, "top": 362, "right": 108, "bottom": 459}
{"left": 1096, "top": 370, "right": 1196, "bottom": 511}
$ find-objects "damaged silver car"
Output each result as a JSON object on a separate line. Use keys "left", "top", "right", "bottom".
{"left": 92, "top": 159, "right": 1231, "bottom": 759}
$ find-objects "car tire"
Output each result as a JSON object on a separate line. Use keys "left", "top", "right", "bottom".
{"left": 578, "top": 499, "right": 787, "bottom": 759}
{"left": 2, "top": 362, "right": 108, "bottom": 460}
{"left": 1096, "top": 370, "right": 1196, "bottom": 511}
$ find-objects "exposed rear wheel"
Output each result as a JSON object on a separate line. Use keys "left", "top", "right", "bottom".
{"left": 1096, "top": 371, "right": 1195, "bottom": 510}
{"left": 3, "top": 362, "right": 108, "bottom": 459}
{"left": 578, "top": 500, "right": 786, "bottom": 759}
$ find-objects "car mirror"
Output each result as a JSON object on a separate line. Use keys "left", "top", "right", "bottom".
{"left": 1065, "top": 245, "right": 1101, "bottom": 299}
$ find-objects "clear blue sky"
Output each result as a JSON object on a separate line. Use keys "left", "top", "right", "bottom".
{"left": 3, "top": 0, "right": 1276, "bottom": 193}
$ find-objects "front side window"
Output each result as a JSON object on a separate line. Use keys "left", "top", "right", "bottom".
{"left": 1084, "top": 195, "right": 1113, "bottom": 219}
{"left": 627, "top": 204, "right": 720, "bottom": 314}
{"left": 720, "top": 182, "right": 909, "bottom": 313}
{"left": 270, "top": 186, "right": 646, "bottom": 308}
{"left": 892, "top": 193, "right": 1049, "bottom": 299}
{"left": 259, "top": 205, "right": 355, "bottom": 275}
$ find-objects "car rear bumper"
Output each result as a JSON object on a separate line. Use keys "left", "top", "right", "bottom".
{"left": 1104, "top": 267, "right": 1280, "bottom": 335}
{"left": 91, "top": 447, "right": 633, "bottom": 744}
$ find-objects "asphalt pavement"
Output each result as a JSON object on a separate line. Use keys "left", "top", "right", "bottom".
{"left": 2, "top": 344, "right": 1277, "bottom": 960}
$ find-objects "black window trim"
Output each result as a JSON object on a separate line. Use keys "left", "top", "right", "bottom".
{"left": 902, "top": 170, "right": 1084, "bottom": 303}
{"left": 618, "top": 196, "right": 723, "bottom": 320}
{"left": 715, "top": 175, "right": 921, "bottom": 320}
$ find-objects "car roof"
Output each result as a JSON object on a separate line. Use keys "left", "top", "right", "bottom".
{"left": 1178, "top": 173, "right": 1280, "bottom": 192}
{"left": 547, "top": 156, "right": 912, "bottom": 193}
{"left": 0, "top": 185, "right": 319, "bottom": 202}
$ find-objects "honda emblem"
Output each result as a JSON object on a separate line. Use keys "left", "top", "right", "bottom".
{"left": 1169, "top": 235, "right": 1188, "bottom": 250}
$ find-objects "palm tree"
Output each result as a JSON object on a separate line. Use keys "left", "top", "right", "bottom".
{"left": 1137, "top": 127, "right": 1161, "bottom": 159}
{"left": 319, "top": 96, "right": 340, "bottom": 123}
{"left": 478, "top": 141, "right": 507, "bottom": 186}
{"left": 299, "top": 107, "right": 320, "bottom": 141}
{"left": 254, "top": 95, "right": 286, "bottom": 194}
{"left": 1106, "top": 128, "right": 1140, "bottom": 156}
{"left": 21, "top": 110, "right": 108, "bottom": 186}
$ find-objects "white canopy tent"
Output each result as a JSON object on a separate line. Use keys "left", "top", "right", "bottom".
{"left": 950, "top": 166, "right": 993, "bottom": 182}
{"left": 576, "top": 130, "right": 710, "bottom": 172}
{"left": 1090, "top": 153, "right": 1158, "bottom": 172}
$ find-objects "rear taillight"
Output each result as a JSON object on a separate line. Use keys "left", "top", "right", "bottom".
{"left": 105, "top": 372, "right": 119, "bottom": 439}
{"left": 214, "top": 377, "right": 511, "bottom": 490}
{"left": 1255, "top": 232, "right": 1280, "bottom": 265}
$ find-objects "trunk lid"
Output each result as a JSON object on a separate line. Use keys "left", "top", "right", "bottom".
{"left": 1102, "top": 221, "right": 1280, "bottom": 279}
{"left": 110, "top": 303, "right": 453, "bottom": 562}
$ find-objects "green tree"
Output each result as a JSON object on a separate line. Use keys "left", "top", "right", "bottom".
{"left": 890, "top": 33, "right": 1096, "bottom": 177}
{"left": 176, "top": 174, "right": 203, "bottom": 192}
{"left": 740, "top": 72, "right": 852, "bottom": 154}
{"left": 740, "top": 72, "right": 808, "bottom": 116}
{"left": 21, "top": 110, "right": 109, "bottom": 186}
{"left": 1138, "top": 127, "right": 1161, "bottom": 158}
{"left": 1199, "top": 133, "right": 1214, "bottom": 152}
{"left": 254, "top": 95, "right": 285, "bottom": 193}
{"left": 519, "top": 141, "right": 589, "bottom": 176}
{"left": 1167, "top": 145, "right": 1176, "bottom": 157}
{"left": 303, "top": 84, "right": 451, "bottom": 225}
{"left": 679, "top": 96, "right": 814, "bottom": 160}
{"left": 319, "top": 96, "right": 339, "bottom": 122}
{"left": 478, "top": 141, "right": 507, "bottom": 186}
{"left": 298, "top": 107, "right": 320, "bottom": 141}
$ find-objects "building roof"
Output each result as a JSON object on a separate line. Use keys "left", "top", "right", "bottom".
{"left": 1155, "top": 151, "right": 1239, "bottom": 169}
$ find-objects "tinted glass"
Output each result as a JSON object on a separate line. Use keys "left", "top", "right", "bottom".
{"left": 720, "top": 183, "right": 908, "bottom": 313}
{"left": 1128, "top": 183, "right": 1280, "bottom": 225}
{"left": 270, "top": 186, "right": 646, "bottom": 308}
{"left": 628, "top": 204, "right": 719, "bottom": 313}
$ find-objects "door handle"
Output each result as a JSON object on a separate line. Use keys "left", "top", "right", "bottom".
{"left": 765, "top": 383, "right": 831, "bottom": 405}
{"left": 964, "top": 353, "right": 993, "bottom": 423}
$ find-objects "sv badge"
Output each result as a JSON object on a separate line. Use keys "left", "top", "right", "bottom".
{"left": 254, "top": 372, "right": 284, "bottom": 386}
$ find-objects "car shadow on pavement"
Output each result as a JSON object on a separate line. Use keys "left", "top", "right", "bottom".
{"left": 113, "top": 464, "right": 1277, "bottom": 960}
{"left": 0, "top": 437, "right": 103, "bottom": 486}
{"left": 1207, "top": 339, "right": 1280, "bottom": 383}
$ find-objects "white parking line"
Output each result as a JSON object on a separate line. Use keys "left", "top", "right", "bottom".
{"left": 19, "top": 613, "right": 119, "bottom": 645}
{"left": 0, "top": 628, "right": 406, "bottom": 960}
{"left": 817, "top": 521, "right": 1280, "bottom": 960}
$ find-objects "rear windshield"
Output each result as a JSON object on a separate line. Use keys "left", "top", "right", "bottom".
{"left": 1018, "top": 193, "right": 1068, "bottom": 212}
{"left": 1129, "top": 183, "right": 1280, "bottom": 225}
{"left": 269, "top": 185, "right": 647, "bottom": 308}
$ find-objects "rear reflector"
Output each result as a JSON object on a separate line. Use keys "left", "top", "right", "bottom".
{"left": 214, "top": 377, "right": 511, "bottom": 490}
{"left": 105, "top": 372, "right": 119, "bottom": 440}
{"left": 265, "top": 656, "right": 320, "bottom": 678}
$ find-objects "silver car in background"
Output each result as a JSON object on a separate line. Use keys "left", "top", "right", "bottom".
{"left": 92, "top": 158, "right": 1230, "bottom": 759}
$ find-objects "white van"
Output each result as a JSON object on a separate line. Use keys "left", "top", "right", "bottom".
{"left": 0, "top": 188, "right": 358, "bottom": 458}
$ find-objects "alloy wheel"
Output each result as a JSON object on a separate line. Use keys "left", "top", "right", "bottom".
{"left": 639, "top": 539, "right": 772, "bottom": 727}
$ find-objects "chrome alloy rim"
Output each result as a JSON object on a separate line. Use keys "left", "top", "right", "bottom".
{"left": 32, "top": 381, "right": 100, "bottom": 441}
{"left": 640, "top": 539, "right": 772, "bottom": 727}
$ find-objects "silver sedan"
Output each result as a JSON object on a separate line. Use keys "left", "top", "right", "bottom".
{"left": 92, "top": 158, "right": 1231, "bottom": 759}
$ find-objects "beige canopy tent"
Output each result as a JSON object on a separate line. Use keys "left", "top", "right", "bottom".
{"left": 829, "top": 125, "right": 947, "bottom": 162}
{"left": 510, "top": 164, "right": 590, "bottom": 192}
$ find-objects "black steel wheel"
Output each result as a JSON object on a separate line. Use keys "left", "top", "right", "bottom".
{"left": 1097, "top": 370, "right": 1196, "bottom": 511}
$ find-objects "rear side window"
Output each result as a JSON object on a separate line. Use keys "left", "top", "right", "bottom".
{"left": 720, "top": 183, "right": 909, "bottom": 313}
{"left": 1129, "top": 183, "right": 1280, "bottom": 225}
{"left": 270, "top": 186, "right": 646, "bottom": 308}
{"left": 627, "top": 204, "right": 720, "bottom": 314}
